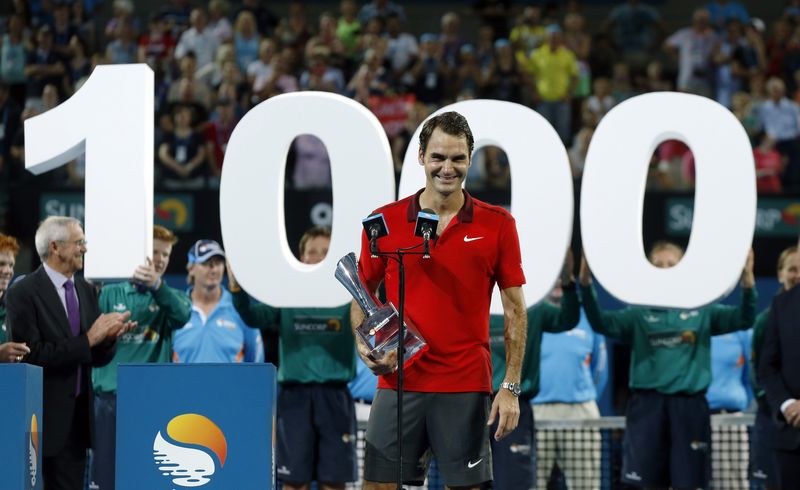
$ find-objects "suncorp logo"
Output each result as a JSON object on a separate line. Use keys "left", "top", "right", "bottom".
{"left": 153, "top": 414, "right": 227, "bottom": 487}
{"left": 29, "top": 414, "right": 39, "bottom": 488}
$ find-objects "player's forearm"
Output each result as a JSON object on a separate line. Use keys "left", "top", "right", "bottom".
{"left": 503, "top": 308, "right": 527, "bottom": 382}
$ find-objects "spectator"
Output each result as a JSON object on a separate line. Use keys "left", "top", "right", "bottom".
{"left": 275, "top": 1, "right": 312, "bottom": 53}
{"left": 174, "top": 7, "right": 220, "bottom": 71}
{"left": 253, "top": 48, "right": 299, "bottom": 100}
{"left": 707, "top": 327, "right": 753, "bottom": 489}
{"left": 104, "top": 0, "right": 138, "bottom": 43}
{"left": 347, "top": 47, "right": 390, "bottom": 103}
{"left": 67, "top": 35, "right": 91, "bottom": 93}
{"left": 306, "top": 12, "right": 346, "bottom": 68}
{"left": 472, "top": 0, "right": 512, "bottom": 40}
{"left": 584, "top": 77, "right": 615, "bottom": 120}
{"left": 732, "top": 91, "right": 760, "bottom": 144}
{"left": 758, "top": 242, "right": 800, "bottom": 488}
{"left": 0, "top": 233, "right": 30, "bottom": 363}
{"left": 534, "top": 287, "right": 608, "bottom": 490}
{"left": 439, "top": 11, "right": 464, "bottom": 69}
{"left": 410, "top": 34, "right": 448, "bottom": 105}
{"left": 204, "top": 96, "right": 238, "bottom": 186}
{"left": 605, "top": 0, "right": 663, "bottom": 67}
{"left": 358, "top": 0, "right": 406, "bottom": 25}
{"left": 233, "top": 10, "right": 261, "bottom": 73}
{"left": 485, "top": 38, "right": 522, "bottom": 103}
{"left": 90, "top": 226, "right": 192, "bottom": 490}
{"left": 106, "top": 20, "right": 137, "bottom": 65}
{"left": 158, "top": 104, "right": 207, "bottom": 190}
{"left": 246, "top": 38, "right": 276, "bottom": 90}
{"left": 757, "top": 77, "right": 800, "bottom": 191}
{"left": 579, "top": 243, "right": 756, "bottom": 490}
{"left": 173, "top": 239, "right": 264, "bottom": 363}
{"left": 207, "top": 0, "right": 233, "bottom": 44}
{"left": 299, "top": 47, "right": 345, "bottom": 94}
{"left": 568, "top": 108, "right": 597, "bottom": 178}
{"left": 229, "top": 226, "right": 358, "bottom": 490}
{"left": 0, "top": 83, "right": 22, "bottom": 178}
{"left": 290, "top": 134, "right": 331, "bottom": 190}
{"left": 137, "top": 13, "right": 176, "bottom": 70}
{"left": 1, "top": 14, "right": 28, "bottom": 108}
{"left": 384, "top": 13, "right": 418, "bottom": 79}
{"left": 167, "top": 52, "right": 212, "bottom": 112}
{"left": 751, "top": 245, "right": 798, "bottom": 490}
{"left": 754, "top": 133, "right": 784, "bottom": 194}
{"left": 456, "top": 44, "right": 485, "bottom": 97}
{"left": 713, "top": 19, "right": 761, "bottom": 108}
{"left": 235, "top": 0, "right": 279, "bottom": 38}
{"left": 706, "top": 0, "right": 750, "bottom": 30}
{"left": 664, "top": 8, "right": 718, "bottom": 97}
{"left": 337, "top": 0, "right": 362, "bottom": 64}
{"left": 24, "top": 25, "right": 66, "bottom": 105}
{"left": 510, "top": 6, "right": 545, "bottom": 65}
{"left": 564, "top": 12, "right": 592, "bottom": 101}
{"left": 50, "top": 2, "right": 75, "bottom": 59}
{"left": 524, "top": 24, "right": 579, "bottom": 144}
{"left": 640, "top": 60, "right": 673, "bottom": 92}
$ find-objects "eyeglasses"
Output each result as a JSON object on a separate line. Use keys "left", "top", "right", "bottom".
{"left": 59, "top": 239, "right": 88, "bottom": 247}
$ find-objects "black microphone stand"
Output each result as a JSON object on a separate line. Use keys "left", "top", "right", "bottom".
{"left": 371, "top": 238, "right": 429, "bottom": 490}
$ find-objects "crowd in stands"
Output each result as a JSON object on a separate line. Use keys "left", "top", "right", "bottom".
{"left": 1, "top": 0, "right": 800, "bottom": 196}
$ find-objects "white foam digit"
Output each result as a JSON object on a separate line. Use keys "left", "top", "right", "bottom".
{"left": 399, "top": 100, "right": 574, "bottom": 312}
{"left": 580, "top": 92, "right": 756, "bottom": 309}
{"left": 25, "top": 64, "right": 154, "bottom": 279}
{"left": 220, "top": 92, "right": 394, "bottom": 307}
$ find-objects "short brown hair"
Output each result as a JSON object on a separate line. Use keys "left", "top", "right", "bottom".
{"left": 777, "top": 245, "right": 798, "bottom": 273}
{"left": 153, "top": 225, "right": 178, "bottom": 245}
{"left": 649, "top": 240, "right": 684, "bottom": 260}
{"left": 298, "top": 226, "right": 331, "bottom": 257}
{"left": 419, "top": 111, "right": 474, "bottom": 156}
{"left": 0, "top": 234, "right": 20, "bottom": 256}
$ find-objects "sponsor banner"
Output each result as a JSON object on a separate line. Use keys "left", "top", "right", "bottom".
{"left": 0, "top": 364, "right": 43, "bottom": 490}
{"left": 117, "top": 364, "right": 276, "bottom": 490}
{"left": 40, "top": 192, "right": 84, "bottom": 222}
{"left": 666, "top": 197, "right": 800, "bottom": 237}
{"left": 38, "top": 193, "right": 194, "bottom": 232}
{"left": 155, "top": 194, "right": 194, "bottom": 231}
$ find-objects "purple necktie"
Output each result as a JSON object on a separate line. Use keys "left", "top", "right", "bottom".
{"left": 63, "top": 280, "right": 82, "bottom": 395}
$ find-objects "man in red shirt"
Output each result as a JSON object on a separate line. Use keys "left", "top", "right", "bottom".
{"left": 353, "top": 111, "right": 528, "bottom": 489}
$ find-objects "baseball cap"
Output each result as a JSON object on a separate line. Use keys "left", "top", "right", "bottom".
{"left": 188, "top": 239, "right": 225, "bottom": 264}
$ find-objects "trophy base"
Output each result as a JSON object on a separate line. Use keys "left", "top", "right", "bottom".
{"left": 356, "top": 302, "right": 427, "bottom": 368}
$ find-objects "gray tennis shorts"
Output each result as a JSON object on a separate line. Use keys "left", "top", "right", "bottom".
{"left": 364, "top": 389, "right": 492, "bottom": 487}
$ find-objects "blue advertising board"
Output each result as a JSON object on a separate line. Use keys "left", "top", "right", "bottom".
{"left": 117, "top": 364, "right": 276, "bottom": 490}
{"left": 0, "top": 364, "right": 43, "bottom": 490}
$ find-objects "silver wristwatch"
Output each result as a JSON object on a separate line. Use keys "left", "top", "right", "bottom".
{"left": 500, "top": 381, "right": 521, "bottom": 397}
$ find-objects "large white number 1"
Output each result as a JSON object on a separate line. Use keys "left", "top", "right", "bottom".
{"left": 25, "top": 64, "right": 154, "bottom": 280}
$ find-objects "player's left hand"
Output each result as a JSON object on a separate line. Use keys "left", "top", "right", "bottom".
{"left": 487, "top": 389, "right": 520, "bottom": 441}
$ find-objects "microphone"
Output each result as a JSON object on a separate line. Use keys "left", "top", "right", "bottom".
{"left": 414, "top": 208, "right": 439, "bottom": 259}
{"left": 362, "top": 213, "right": 389, "bottom": 257}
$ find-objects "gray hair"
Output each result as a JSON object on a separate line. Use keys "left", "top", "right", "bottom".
{"left": 35, "top": 216, "right": 81, "bottom": 260}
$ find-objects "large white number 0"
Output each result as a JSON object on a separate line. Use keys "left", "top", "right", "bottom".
{"left": 25, "top": 64, "right": 154, "bottom": 280}
{"left": 220, "top": 92, "right": 394, "bottom": 307}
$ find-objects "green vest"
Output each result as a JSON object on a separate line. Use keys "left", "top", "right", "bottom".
{"left": 232, "top": 291, "right": 355, "bottom": 384}
{"left": 490, "top": 287, "right": 580, "bottom": 396}
{"left": 581, "top": 285, "right": 757, "bottom": 394}
{"left": 92, "top": 281, "right": 192, "bottom": 393}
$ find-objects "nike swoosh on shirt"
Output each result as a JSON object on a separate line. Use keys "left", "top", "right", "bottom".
{"left": 463, "top": 236, "right": 484, "bottom": 243}
{"left": 467, "top": 459, "right": 483, "bottom": 468}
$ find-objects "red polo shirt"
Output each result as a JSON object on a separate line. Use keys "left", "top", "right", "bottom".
{"left": 358, "top": 189, "right": 526, "bottom": 393}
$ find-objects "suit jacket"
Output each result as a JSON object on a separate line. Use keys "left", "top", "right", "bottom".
{"left": 758, "top": 285, "right": 800, "bottom": 451}
{"left": 6, "top": 266, "right": 115, "bottom": 457}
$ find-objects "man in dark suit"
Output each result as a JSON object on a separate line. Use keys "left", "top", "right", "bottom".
{"left": 759, "top": 243, "right": 800, "bottom": 488}
{"left": 6, "top": 216, "right": 132, "bottom": 490}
